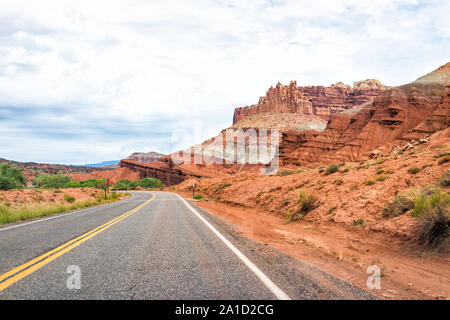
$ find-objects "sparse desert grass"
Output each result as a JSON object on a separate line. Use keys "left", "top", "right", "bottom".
{"left": 334, "top": 178, "right": 344, "bottom": 185}
{"left": 63, "top": 194, "right": 76, "bottom": 203}
{"left": 417, "top": 204, "right": 449, "bottom": 249}
{"left": 287, "top": 189, "right": 318, "bottom": 222}
{"left": 214, "top": 183, "right": 231, "bottom": 193}
{"left": 363, "top": 178, "right": 376, "bottom": 186}
{"left": 276, "top": 170, "right": 295, "bottom": 176}
{"left": 408, "top": 166, "right": 420, "bottom": 174}
{"left": 325, "top": 164, "right": 339, "bottom": 175}
{"left": 0, "top": 192, "right": 124, "bottom": 226}
{"left": 383, "top": 188, "right": 422, "bottom": 218}
{"left": 437, "top": 155, "right": 450, "bottom": 164}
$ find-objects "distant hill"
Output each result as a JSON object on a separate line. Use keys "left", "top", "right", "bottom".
{"left": 75, "top": 160, "right": 120, "bottom": 168}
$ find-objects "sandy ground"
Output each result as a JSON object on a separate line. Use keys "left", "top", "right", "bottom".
{"left": 0, "top": 188, "right": 106, "bottom": 207}
{"left": 173, "top": 190, "right": 450, "bottom": 300}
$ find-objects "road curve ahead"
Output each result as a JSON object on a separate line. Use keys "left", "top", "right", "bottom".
{"left": 0, "top": 191, "right": 372, "bottom": 300}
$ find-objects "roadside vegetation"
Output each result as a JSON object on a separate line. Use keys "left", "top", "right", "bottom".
{"left": 0, "top": 192, "right": 123, "bottom": 226}
{"left": 383, "top": 170, "right": 450, "bottom": 249}
{"left": 286, "top": 189, "right": 318, "bottom": 223}
{"left": 112, "top": 177, "right": 164, "bottom": 190}
{"left": 0, "top": 163, "right": 27, "bottom": 190}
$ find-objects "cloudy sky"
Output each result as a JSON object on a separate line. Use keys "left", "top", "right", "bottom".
{"left": 0, "top": 0, "right": 449, "bottom": 164}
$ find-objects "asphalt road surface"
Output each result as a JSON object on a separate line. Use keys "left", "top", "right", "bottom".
{"left": 0, "top": 191, "right": 373, "bottom": 300}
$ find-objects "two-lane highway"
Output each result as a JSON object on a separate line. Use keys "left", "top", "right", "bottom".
{"left": 0, "top": 191, "right": 373, "bottom": 300}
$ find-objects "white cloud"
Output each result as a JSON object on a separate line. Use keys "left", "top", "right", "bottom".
{"left": 0, "top": 0, "right": 448, "bottom": 164}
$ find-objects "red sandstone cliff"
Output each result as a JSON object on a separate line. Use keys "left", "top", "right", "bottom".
{"left": 279, "top": 63, "right": 450, "bottom": 166}
{"left": 233, "top": 79, "right": 386, "bottom": 124}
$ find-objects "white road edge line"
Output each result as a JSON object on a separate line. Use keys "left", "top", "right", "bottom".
{"left": 176, "top": 194, "right": 291, "bottom": 300}
{"left": 0, "top": 193, "right": 136, "bottom": 232}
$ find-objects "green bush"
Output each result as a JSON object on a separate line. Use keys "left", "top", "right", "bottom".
{"left": 276, "top": 170, "right": 294, "bottom": 176}
{"left": 383, "top": 189, "right": 421, "bottom": 218}
{"left": 0, "top": 163, "right": 26, "bottom": 190}
{"left": 408, "top": 166, "right": 420, "bottom": 174}
{"left": 417, "top": 205, "right": 449, "bottom": 249}
{"left": 140, "top": 177, "right": 159, "bottom": 188}
{"left": 65, "top": 181, "right": 81, "bottom": 188}
{"left": 411, "top": 189, "right": 450, "bottom": 217}
{"left": 113, "top": 180, "right": 139, "bottom": 190}
{"left": 33, "top": 174, "right": 73, "bottom": 189}
{"left": 63, "top": 194, "right": 76, "bottom": 203}
{"left": 288, "top": 189, "right": 318, "bottom": 222}
{"left": 193, "top": 194, "right": 203, "bottom": 200}
{"left": 325, "top": 164, "right": 339, "bottom": 175}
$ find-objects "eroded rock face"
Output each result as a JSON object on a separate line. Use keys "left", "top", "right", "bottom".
{"left": 233, "top": 80, "right": 386, "bottom": 123}
{"left": 119, "top": 158, "right": 203, "bottom": 186}
{"left": 279, "top": 72, "right": 449, "bottom": 166}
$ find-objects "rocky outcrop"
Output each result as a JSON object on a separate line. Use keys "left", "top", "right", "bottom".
{"left": 119, "top": 159, "right": 203, "bottom": 186}
{"left": 233, "top": 79, "right": 386, "bottom": 124}
{"left": 125, "top": 151, "right": 164, "bottom": 164}
{"left": 279, "top": 63, "right": 450, "bottom": 166}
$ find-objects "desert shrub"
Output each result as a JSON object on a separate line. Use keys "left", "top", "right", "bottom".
{"left": 411, "top": 189, "right": 450, "bottom": 217}
{"left": 297, "top": 189, "right": 318, "bottom": 213}
{"left": 79, "top": 179, "right": 106, "bottom": 189}
{"left": 376, "top": 168, "right": 384, "bottom": 174}
{"left": 65, "top": 181, "right": 81, "bottom": 188}
{"left": 438, "top": 155, "right": 450, "bottom": 164}
{"left": 113, "top": 180, "right": 139, "bottom": 190}
{"left": 282, "top": 198, "right": 290, "bottom": 206}
{"left": 318, "top": 167, "right": 325, "bottom": 173}
{"left": 417, "top": 205, "right": 449, "bottom": 249}
{"left": 408, "top": 166, "right": 420, "bottom": 174}
{"left": 439, "top": 171, "right": 450, "bottom": 187}
{"left": 33, "top": 174, "right": 73, "bottom": 189}
{"left": 334, "top": 178, "right": 343, "bottom": 185}
{"left": 63, "top": 194, "right": 76, "bottom": 203}
{"left": 276, "top": 170, "right": 294, "bottom": 176}
{"left": 193, "top": 194, "right": 203, "bottom": 200}
{"left": 0, "top": 163, "right": 27, "bottom": 190}
{"left": 139, "top": 177, "right": 159, "bottom": 188}
{"left": 375, "top": 174, "right": 389, "bottom": 182}
{"left": 363, "top": 179, "right": 376, "bottom": 186}
{"left": 325, "top": 164, "right": 339, "bottom": 175}
{"left": 353, "top": 218, "right": 364, "bottom": 226}
{"left": 214, "top": 183, "right": 231, "bottom": 193}
{"left": 383, "top": 188, "right": 422, "bottom": 218}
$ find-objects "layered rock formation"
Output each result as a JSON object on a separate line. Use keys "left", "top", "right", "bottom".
{"left": 119, "top": 158, "right": 203, "bottom": 186}
{"left": 233, "top": 79, "right": 387, "bottom": 123}
{"left": 279, "top": 63, "right": 450, "bottom": 166}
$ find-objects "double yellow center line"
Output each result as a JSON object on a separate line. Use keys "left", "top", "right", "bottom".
{"left": 0, "top": 193, "right": 155, "bottom": 292}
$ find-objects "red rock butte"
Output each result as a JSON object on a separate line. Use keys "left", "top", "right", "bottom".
{"left": 233, "top": 79, "right": 387, "bottom": 123}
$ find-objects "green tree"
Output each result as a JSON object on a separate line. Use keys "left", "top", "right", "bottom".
{"left": 0, "top": 163, "right": 27, "bottom": 190}
{"left": 139, "top": 177, "right": 159, "bottom": 188}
